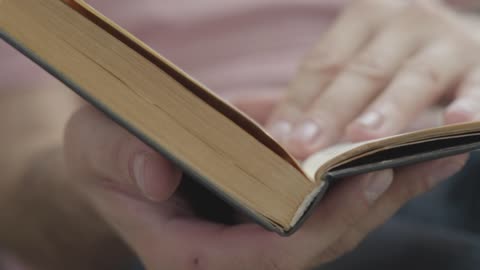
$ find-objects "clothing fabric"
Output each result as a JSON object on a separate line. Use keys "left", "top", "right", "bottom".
{"left": 1, "top": 0, "right": 347, "bottom": 91}
{"left": 0, "top": 0, "right": 471, "bottom": 90}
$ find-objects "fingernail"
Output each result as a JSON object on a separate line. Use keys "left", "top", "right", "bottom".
{"left": 447, "top": 100, "right": 475, "bottom": 123}
{"left": 269, "top": 120, "right": 292, "bottom": 142}
{"left": 364, "top": 170, "right": 393, "bottom": 203}
{"left": 133, "top": 153, "right": 148, "bottom": 195}
{"left": 290, "top": 120, "right": 324, "bottom": 148}
{"left": 449, "top": 100, "right": 475, "bottom": 114}
{"left": 356, "top": 111, "right": 384, "bottom": 129}
{"left": 133, "top": 153, "right": 161, "bottom": 201}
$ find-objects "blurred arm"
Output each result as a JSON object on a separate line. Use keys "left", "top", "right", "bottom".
{"left": 0, "top": 86, "right": 134, "bottom": 270}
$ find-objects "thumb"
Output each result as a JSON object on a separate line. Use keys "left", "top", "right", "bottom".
{"left": 64, "top": 106, "right": 182, "bottom": 202}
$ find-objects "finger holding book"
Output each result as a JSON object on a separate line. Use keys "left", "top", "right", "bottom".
{"left": 64, "top": 106, "right": 182, "bottom": 202}
{"left": 323, "top": 154, "right": 468, "bottom": 262}
{"left": 62, "top": 100, "right": 468, "bottom": 269}
{"left": 62, "top": 99, "right": 394, "bottom": 269}
{"left": 4, "top": 0, "right": 480, "bottom": 258}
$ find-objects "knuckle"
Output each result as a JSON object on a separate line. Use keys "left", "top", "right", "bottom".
{"left": 299, "top": 52, "right": 344, "bottom": 77}
{"left": 346, "top": 55, "right": 391, "bottom": 82}
{"left": 283, "top": 91, "right": 310, "bottom": 109}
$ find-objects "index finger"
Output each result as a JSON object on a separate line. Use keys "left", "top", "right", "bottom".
{"left": 267, "top": 0, "right": 406, "bottom": 144}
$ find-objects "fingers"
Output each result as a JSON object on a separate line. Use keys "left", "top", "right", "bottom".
{"left": 286, "top": 24, "right": 421, "bottom": 158}
{"left": 267, "top": 0, "right": 403, "bottom": 143}
{"left": 347, "top": 39, "right": 474, "bottom": 142}
{"left": 445, "top": 66, "right": 480, "bottom": 123}
{"left": 100, "top": 170, "right": 393, "bottom": 270}
{"left": 306, "top": 170, "right": 394, "bottom": 241}
{"left": 64, "top": 106, "right": 181, "bottom": 201}
{"left": 266, "top": 170, "right": 394, "bottom": 268}
{"left": 265, "top": 0, "right": 480, "bottom": 160}
{"left": 191, "top": 170, "right": 394, "bottom": 270}
{"left": 322, "top": 155, "right": 468, "bottom": 262}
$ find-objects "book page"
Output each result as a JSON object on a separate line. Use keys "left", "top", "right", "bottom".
{"left": 303, "top": 122, "right": 480, "bottom": 183}
{"left": 64, "top": 0, "right": 304, "bottom": 173}
{"left": 302, "top": 142, "right": 366, "bottom": 179}
{"left": 1, "top": 0, "right": 314, "bottom": 231}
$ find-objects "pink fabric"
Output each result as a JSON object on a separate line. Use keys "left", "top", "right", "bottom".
{"left": 0, "top": 0, "right": 472, "bottom": 92}
{"left": 0, "top": 0, "right": 347, "bottom": 93}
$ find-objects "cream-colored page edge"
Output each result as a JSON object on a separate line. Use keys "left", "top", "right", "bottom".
{"left": 304, "top": 122, "right": 480, "bottom": 182}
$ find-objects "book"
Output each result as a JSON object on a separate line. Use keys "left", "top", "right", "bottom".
{"left": 2, "top": 0, "right": 480, "bottom": 235}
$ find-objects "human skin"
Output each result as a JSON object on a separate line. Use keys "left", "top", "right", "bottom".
{"left": 0, "top": 0, "right": 479, "bottom": 269}
{"left": 267, "top": 0, "right": 480, "bottom": 159}
{"left": 62, "top": 96, "right": 465, "bottom": 270}
{"left": 0, "top": 86, "right": 136, "bottom": 270}
{"left": 61, "top": 1, "right": 479, "bottom": 269}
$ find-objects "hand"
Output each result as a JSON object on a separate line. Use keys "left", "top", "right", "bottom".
{"left": 64, "top": 91, "right": 467, "bottom": 270}
{"left": 267, "top": 0, "right": 480, "bottom": 159}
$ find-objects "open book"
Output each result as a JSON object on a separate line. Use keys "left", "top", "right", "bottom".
{"left": 2, "top": 0, "right": 480, "bottom": 235}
